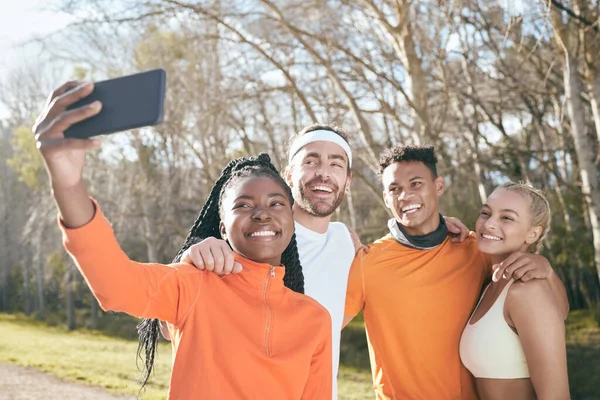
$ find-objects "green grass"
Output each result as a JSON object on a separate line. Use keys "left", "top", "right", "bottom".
{"left": 0, "top": 310, "right": 598, "bottom": 400}
{"left": 0, "top": 313, "right": 372, "bottom": 399}
{"left": 565, "top": 310, "right": 600, "bottom": 399}
{"left": 0, "top": 313, "right": 170, "bottom": 399}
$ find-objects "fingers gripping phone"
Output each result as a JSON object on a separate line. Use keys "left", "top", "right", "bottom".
{"left": 64, "top": 69, "right": 166, "bottom": 139}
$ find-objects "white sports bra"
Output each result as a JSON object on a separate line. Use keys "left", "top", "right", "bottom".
{"left": 460, "top": 280, "right": 530, "bottom": 379}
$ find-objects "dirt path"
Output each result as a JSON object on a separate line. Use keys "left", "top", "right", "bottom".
{"left": 0, "top": 364, "right": 137, "bottom": 400}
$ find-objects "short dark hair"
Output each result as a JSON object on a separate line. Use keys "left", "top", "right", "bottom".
{"left": 378, "top": 145, "right": 438, "bottom": 178}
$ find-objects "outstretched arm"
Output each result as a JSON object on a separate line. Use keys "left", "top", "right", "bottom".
{"left": 36, "top": 81, "right": 198, "bottom": 325}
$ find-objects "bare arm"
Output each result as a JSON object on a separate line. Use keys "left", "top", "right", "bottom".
{"left": 342, "top": 315, "right": 354, "bottom": 329}
{"left": 506, "top": 280, "right": 570, "bottom": 400}
{"left": 346, "top": 226, "right": 364, "bottom": 254}
{"left": 342, "top": 249, "right": 368, "bottom": 330}
{"left": 33, "top": 81, "right": 102, "bottom": 228}
{"left": 545, "top": 270, "right": 569, "bottom": 320}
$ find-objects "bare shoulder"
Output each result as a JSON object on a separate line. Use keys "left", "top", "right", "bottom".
{"left": 507, "top": 279, "right": 559, "bottom": 312}
{"left": 509, "top": 279, "right": 552, "bottom": 297}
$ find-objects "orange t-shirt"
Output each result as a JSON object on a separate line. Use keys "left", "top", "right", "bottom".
{"left": 344, "top": 233, "right": 490, "bottom": 400}
{"left": 61, "top": 201, "right": 332, "bottom": 400}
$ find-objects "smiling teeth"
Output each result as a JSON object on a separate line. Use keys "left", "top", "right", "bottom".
{"left": 402, "top": 204, "right": 421, "bottom": 212}
{"left": 250, "top": 231, "right": 277, "bottom": 237}
{"left": 482, "top": 234, "right": 502, "bottom": 241}
{"left": 312, "top": 186, "right": 333, "bottom": 192}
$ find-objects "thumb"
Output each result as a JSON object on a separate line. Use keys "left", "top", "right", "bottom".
{"left": 492, "top": 264, "right": 502, "bottom": 282}
{"left": 232, "top": 262, "right": 243, "bottom": 274}
{"left": 182, "top": 249, "right": 201, "bottom": 268}
{"left": 447, "top": 224, "right": 459, "bottom": 233}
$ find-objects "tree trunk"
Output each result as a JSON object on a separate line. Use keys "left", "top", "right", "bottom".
{"left": 90, "top": 296, "right": 99, "bottom": 329}
{"left": 134, "top": 135, "right": 161, "bottom": 263}
{"left": 587, "top": 73, "right": 600, "bottom": 158}
{"left": 359, "top": 0, "right": 429, "bottom": 144}
{"left": 553, "top": 13, "right": 600, "bottom": 285}
{"left": 23, "top": 255, "right": 31, "bottom": 316}
{"left": 0, "top": 208, "right": 9, "bottom": 311}
{"left": 536, "top": 113, "right": 590, "bottom": 307}
{"left": 580, "top": 0, "right": 600, "bottom": 160}
{"left": 141, "top": 198, "right": 160, "bottom": 263}
{"left": 562, "top": 56, "right": 600, "bottom": 284}
{"left": 347, "top": 186, "right": 357, "bottom": 229}
{"left": 65, "top": 260, "right": 75, "bottom": 330}
{"left": 392, "top": 1, "right": 430, "bottom": 142}
{"left": 34, "top": 232, "right": 45, "bottom": 320}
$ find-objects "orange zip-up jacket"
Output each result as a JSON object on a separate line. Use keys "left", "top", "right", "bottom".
{"left": 60, "top": 201, "right": 332, "bottom": 400}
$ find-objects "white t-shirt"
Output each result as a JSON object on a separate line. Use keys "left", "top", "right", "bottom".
{"left": 294, "top": 221, "right": 355, "bottom": 399}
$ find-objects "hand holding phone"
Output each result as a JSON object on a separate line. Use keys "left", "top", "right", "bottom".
{"left": 64, "top": 69, "right": 166, "bottom": 139}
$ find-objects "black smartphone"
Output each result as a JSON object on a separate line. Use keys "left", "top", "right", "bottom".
{"left": 64, "top": 69, "right": 166, "bottom": 139}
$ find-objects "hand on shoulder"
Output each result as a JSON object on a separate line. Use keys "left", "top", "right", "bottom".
{"left": 345, "top": 225, "right": 365, "bottom": 254}
{"left": 182, "top": 237, "right": 242, "bottom": 275}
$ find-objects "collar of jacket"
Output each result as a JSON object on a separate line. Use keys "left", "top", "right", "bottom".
{"left": 387, "top": 214, "right": 449, "bottom": 250}
{"left": 233, "top": 253, "right": 286, "bottom": 290}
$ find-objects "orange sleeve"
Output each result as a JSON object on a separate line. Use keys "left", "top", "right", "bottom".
{"left": 344, "top": 248, "right": 367, "bottom": 317}
{"left": 60, "top": 200, "right": 201, "bottom": 325}
{"left": 301, "top": 310, "right": 333, "bottom": 399}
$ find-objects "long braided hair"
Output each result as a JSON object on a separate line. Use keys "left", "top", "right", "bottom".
{"left": 135, "top": 153, "right": 304, "bottom": 389}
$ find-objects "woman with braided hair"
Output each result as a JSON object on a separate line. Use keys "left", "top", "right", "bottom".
{"left": 460, "top": 182, "right": 570, "bottom": 400}
{"left": 34, "top": 81, "right": 332, "bottom": 399}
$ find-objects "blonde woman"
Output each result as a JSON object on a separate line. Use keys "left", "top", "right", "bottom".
{"left": 460, "top": 182, "right": 570, "bottom": 400}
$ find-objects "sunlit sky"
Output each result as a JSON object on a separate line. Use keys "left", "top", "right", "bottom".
{"left": 0, "top": 0, "right": 525, "bottom": 74}
{"left": 0, "top": 0, "right": 73, "bottom": 62}
{"left": 0, "top": 1, "right": 73, "bottom": 116}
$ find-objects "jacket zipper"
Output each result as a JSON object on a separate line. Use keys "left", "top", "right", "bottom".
{"left": 262, "top": 265, "right": 275, "bottom": 356}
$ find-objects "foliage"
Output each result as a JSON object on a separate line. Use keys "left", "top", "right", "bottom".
{"left": 6, "top": 125, "right": 45, "bottom": 191}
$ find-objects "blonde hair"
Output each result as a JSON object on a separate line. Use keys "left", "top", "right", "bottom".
{"left": 497, "top": 182, "right": 551, "bottom": 253}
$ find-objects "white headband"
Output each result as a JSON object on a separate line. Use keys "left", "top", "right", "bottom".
{"left": 288, "top": 129, "right": 352, "bottom": 167}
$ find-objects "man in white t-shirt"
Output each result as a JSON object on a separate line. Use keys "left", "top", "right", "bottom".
{"left": 172, "top": 124, "right": 467, "bottom": 398}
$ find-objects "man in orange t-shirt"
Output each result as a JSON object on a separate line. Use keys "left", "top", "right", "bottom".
{"left": 343, "top": 146, "right": 568, "bottom": 400}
